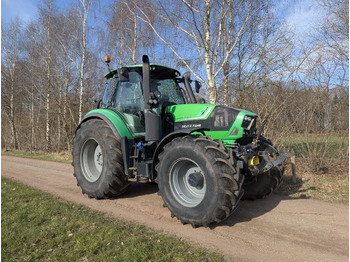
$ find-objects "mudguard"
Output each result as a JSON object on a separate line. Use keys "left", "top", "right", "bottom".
{"left": 76, "top": 109, "right": 134, "bottom": 140}
{"left": 151, "top": 128, "right": 207, "bottom": 181}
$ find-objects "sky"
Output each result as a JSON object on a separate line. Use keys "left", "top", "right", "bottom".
{"left": 1, "top": 0, "right": 112, "bottom": 25}
{"left": 1, "top": 0, "right": 326, "bottom": 39}
{"left": 274, "top": 0, "right": 326, "bottom": 38}
{"left": 2, "top": 0, "right": 39, "bottom": 23}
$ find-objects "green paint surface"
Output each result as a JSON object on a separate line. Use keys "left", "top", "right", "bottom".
{"left": 169, "top": 104, "right": 257, "bottom": 143}
{"left": 167, "top": 104, "right": 216, "bottom": 122}
{"left": 86, "top": 109, "right": 134, "bottom": 139}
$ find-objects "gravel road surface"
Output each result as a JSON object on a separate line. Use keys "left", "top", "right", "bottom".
{"left": 2, "top": 155, "right": 348, "bottom": 261}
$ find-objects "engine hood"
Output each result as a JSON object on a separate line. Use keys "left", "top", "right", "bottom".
{"left": 167, "top": 104, "right": 257, "bottom": 141}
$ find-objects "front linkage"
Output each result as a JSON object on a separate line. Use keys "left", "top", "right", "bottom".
{"left": 230, "top": 136, "right": 289, "bottom": 176}
{"left": 227, "top": 134, "right": 288, "bottom": 201}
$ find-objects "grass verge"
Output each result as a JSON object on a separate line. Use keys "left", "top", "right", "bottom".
{"left": 2, "top": 178, "right": 223, "bottom": 262}
{"left": 281, "top": 135, "right": 348, "bottom": 159}
{"left": 276, "top": 158, "right": 349, "bottom": 204}
{"left": 276, "top": 173, "right": 349, "bottom": 203}
{"left": 2, "top": 150, "right": 72, "bottom": 163}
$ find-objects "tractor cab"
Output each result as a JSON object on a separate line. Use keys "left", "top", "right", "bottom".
{"left": 100, "top": 63, "right": 191, "bottom": 138}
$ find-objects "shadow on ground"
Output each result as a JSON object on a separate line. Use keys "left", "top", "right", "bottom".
{"left": 215, "top": 175, "right": 312, "bottom": 228}
{"left": 275, "top": 175, "right": 317, "bottom": 199}
{"left": 119, "top": 181, "right": 159, "bottom": 198}
{"left": 217, "top": 194, "right": 296, "bottom": 228}
{"left": 110, "top": 175, "right": 315, "bottom": 228}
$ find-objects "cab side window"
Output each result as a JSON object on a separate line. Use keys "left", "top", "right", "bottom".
{"left": 112, "top": 72, "right": 144, "bottom": 114}
{"left": 150, "top": 78, "right": 184, "bottom": 114}
{"left": 101, "top": 78, "right": 116, "bottom": 108}
{"left": 111, "top": 71, "right": 145, "bottom": 135}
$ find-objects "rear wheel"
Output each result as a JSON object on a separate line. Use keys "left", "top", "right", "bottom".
{"left": 156, "top": 136, "right": 244, "bottom": 227}
{"left": 72, "top": 119, "right": 130, "bottom": 199}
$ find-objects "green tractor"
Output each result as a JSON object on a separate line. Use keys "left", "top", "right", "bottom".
{"left": 72, "top": 55, "right": 288, "bottom": 227}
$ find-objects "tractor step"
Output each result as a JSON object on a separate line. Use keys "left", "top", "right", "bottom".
{"left": 129, "top": 167, "right": 137, "bottom": 170}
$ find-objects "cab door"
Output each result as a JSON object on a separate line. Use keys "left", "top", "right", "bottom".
{"left": 111, "top": 71, "right": 145, "bottom": 136}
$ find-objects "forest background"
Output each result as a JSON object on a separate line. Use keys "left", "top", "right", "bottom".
{"left": 1, "top": 0, "right": 348, "bottom": 174}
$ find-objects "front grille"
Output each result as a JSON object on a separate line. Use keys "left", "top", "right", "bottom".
{"left": 235, "top": 136, "right": 255, "bottom": 145}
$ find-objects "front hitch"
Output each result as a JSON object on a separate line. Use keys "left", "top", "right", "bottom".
{"left": 248, "top": 147, "right": 289, "bottom": 176}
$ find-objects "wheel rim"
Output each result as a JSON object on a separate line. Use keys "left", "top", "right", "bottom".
{"left": 169, "top": 157, "right": 206, "bottom": 207}
{"left": 80, "top": 138, "right": 103, "bottom": 182}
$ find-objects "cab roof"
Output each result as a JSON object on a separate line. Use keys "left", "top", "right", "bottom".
{"left": 104, "top": 64, "right": 181, "bottom": 79}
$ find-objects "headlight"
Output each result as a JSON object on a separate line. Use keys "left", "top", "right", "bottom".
{"left": 242, "top": 115, "right": 257, "bottom": 130}
{"left": 242, "top": 115, "right": 252, "bottom": 128}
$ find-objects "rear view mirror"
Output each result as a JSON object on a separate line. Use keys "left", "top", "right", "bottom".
{"left": 117, "top": 67, "right": 129, "bottom": 82}
{"left": 195, "top": 80, "right": 202, "bottom": 93}
{"left": 195, "top": 94, "right": 206, "bottom": 104}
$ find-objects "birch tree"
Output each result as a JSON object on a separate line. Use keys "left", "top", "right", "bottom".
{"left": 1, "top": 19, "right": 22, "bottom": 149}
{"left": 35, "top": 0, "right": 58, "bottom": 151}
{"left": 129, "top": 0, "right": 264, "bottom": 104}
{"left": 24, "top": 22, "right": 42, "bottom": 152}
{"left": 76, "top": 0, "right": 90, "bottom": 123}
{"left": 220, "top": 0, "right": 270, "bottom": 106}
{"left": 105, "top": 0, "right": 155, "bottom": 67}
{"left": 53, "top": 10, "right": 77, "bottom": 151}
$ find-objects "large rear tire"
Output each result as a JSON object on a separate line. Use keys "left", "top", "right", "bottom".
{"left": 156, "top": 136, "right": 244, "bottom": 227}
{"left": 72, "top": 119, "right": 130, "bottom": 199}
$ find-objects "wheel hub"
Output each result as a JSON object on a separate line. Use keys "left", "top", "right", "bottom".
{"left": 188, "top": 172, "right": 204, "bottom": 188}
{"left": 169, "top": 158, "right": 206, "bottom": 207}
{"left": 80, "top": 139, "right": 103, "bottom": 182}
{"left": 96, "top": 152, "right": 103, "bottom": 166}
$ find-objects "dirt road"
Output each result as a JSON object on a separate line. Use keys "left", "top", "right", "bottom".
{"left": 2, "top": 155, "right": 348, "bottom": 261}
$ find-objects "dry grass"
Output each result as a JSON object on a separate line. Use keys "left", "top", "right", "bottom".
{"left": 2, "top": 150, "right": 72, "bottom": 163}
{"left": 276, "top": 158, "right": 349, "bottom": 204}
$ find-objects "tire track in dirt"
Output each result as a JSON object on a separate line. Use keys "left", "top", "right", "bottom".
{"left": 2, "top": 155, "right": 348, "bottom": 262}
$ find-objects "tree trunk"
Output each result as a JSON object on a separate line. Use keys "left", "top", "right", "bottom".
{"left": 223, "top": 62, "right": 230, "bottom": 106}
{"left": 204, "top": 0, "right": 216, "bottom": 104}
{"left": 9, "top": 80, "right": 19, "bottom": 149}
{"left": 78, "top": 0, "right": 89, "bottom": 123}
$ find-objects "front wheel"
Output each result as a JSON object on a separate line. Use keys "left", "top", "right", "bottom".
{"left": 242, "top": 137, "right": 284, "bottom": 200}
{"left": 156, "top": 136, "right": 244, "bottom": 227}
{"left": 242, "top": 166, "right": 284, "bottom": 200}
{"left": 72, "top": 119, "right": 130, "bottom": 199}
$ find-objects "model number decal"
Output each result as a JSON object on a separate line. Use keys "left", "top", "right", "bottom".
{"left": 181, "top": 123, "right": 202, "bottom": 129}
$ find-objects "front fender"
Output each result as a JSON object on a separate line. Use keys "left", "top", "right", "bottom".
{"left": 151, "top": 128, "right": 207, "bottom": 181}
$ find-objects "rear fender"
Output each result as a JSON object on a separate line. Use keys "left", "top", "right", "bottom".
{"left": 76, "top": 109, "right": 133, "bottom": 140}
{"left": 76, "top": 110, "right": 134, "bottom": 176}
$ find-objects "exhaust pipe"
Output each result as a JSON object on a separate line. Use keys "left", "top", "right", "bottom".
{"left": 142, "top": 55, "right": 161, "bottom": 141}
{"left": 183, "top": 72, "right": 197, "bottom": 104}
{"left": 142, "top": 55, "right": 151, "bottom": 110}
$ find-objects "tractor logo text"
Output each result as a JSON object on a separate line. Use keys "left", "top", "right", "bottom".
{"left": 181, "top": 123, "right": 202, "bottom": 129}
